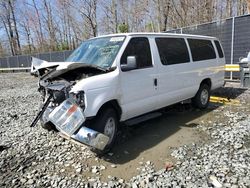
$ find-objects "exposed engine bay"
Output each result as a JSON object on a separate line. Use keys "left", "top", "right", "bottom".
{"left": 30, "top": 57, "right": 111, "bottom": 151}
{"left": 38, "top": 67, "right": 103, "bottom": 107}
{"left": 33, "top": 58, "right": 109, "bottom": 108}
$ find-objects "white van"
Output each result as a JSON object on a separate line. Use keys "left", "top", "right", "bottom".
{"left": 31, "top": 33, "right": 225, "bottom": 151}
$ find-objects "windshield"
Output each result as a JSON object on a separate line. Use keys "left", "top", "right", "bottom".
{"left": 65, "top": 36, "right": 125, "bottom": 69}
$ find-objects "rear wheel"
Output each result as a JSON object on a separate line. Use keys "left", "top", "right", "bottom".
{"left": 192, "top": 84, "right": 210, "bottom": 109}
{"left": 91, "top": 108, "right": 118, "bottom": 153}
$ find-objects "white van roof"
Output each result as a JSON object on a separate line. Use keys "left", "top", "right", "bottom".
{"left": 95, "top": 32, "right": 217, "bottom": 40}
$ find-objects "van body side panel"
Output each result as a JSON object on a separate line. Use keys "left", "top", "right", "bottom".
{"left": 116, "top": 34, "right": 225, "bottom": 122}
{"left": 155, "top": 60, "right": 224, "bottom": 110}
{"left": 119, "top": 67, "right": 159, "bottom": 120}
{"left": 186, "top": 38, "right": 225, "bottom": 91}
{"left": 154, "top": 37, "right": 225, "bottom": 110}
{"left": 70, "top": 69, "right": 121, "bottom": 118}
{"left": 119, "top": 37, "right": 159, "bottom": 121}
{"left": 154, "top": 37, "right": 196, "bottom": 108}
{"left": 186, "top": 59, "right": 224, "bottom": 90}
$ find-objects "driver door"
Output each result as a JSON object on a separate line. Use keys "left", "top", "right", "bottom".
{"left": 119, "top": 37, "right": 158, "bottom": 120}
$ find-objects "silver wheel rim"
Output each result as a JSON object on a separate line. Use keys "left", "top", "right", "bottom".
{"left": 201, "top": 89, "right": 209, "bottom": 105}
{"left": 104, "top": 117, "right": 116, "bottom": 144}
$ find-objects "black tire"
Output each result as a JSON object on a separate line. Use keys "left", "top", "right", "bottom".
{"left": 38, "top": 100, "right": 57, "bottom": 131}
{"left": 91, "top": 108, "right": 118, "bottom": 152}
{"left": 40, "top": 120, "right": 57, "bottom": 131}
{"left": 192, "top": 84, "right": 210, "bottom": 109}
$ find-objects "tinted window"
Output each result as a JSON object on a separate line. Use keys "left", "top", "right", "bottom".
{"left": 155, "top": 38, "right": 190, "bottom": 65}
{"left": 214, "top": 40, "right": 224, "bottom": 58}
{"left": 121, "top": 37, "right": 152, "bottom": 69}
{"left": 188, "top": 39, "right": 216, "bottom": 61}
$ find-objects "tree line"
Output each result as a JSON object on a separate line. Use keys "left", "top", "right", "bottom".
{"left": 0, "top": 0, "right": 250, "bottom": 57}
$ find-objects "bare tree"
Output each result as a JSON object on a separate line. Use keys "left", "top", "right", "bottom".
{"left": 43, "top": 0, "right": 57, "bottom": 50}
{"left": 129, "top": 0, "right": 149, "bottom": 32}
{"left": 0, "top": 41, "right": 7, "bottom": 56}
{"left": 69, "top": 0, "right": 98, "bottom": 37}
{"left": 8, "top": 0, "right": 21, "bottom": 53}
{"left": 154, "top": 0, "right": 171, "bottom": 31}
{"left": 119, "top": 0, "right": 129, "bottom": 26}
{"left": 99, "top": 0, "right": 118, "bottom": 34}
{"left": 111, "top": 0, "right": 118, "bottom": 33}
{"left": 162, "top": 0, "right": 171, "bottom": 31}
{"left": 0, "top": 0, "right": 20, "bottom": 55}
{"left": 226, "top": 0, "right": 233, "bottom": 17}
{"left": 248, "top": 0, "right": 250, "bottom": 13}
{"left": 30, "top": 0, "right": 44, "bottom": 49}
{"left": 19, "top": 8, "right": 34, "bottom": 54}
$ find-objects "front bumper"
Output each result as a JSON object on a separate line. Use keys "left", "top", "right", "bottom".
{"left": 48, "top": 99, "right": 109, "bottom": 150}
{"left": 71, "top": 126, "right": 109, "bottom": 150}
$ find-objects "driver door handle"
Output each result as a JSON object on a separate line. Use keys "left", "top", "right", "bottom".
{"left": 154, "top": 78, "right": 157, "bottom": 86}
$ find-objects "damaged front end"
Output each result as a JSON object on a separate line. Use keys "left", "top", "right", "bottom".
{"left": 48, "top": 98, "right": 109, "bottom": 150}
{"left": 30, "top": 57, "right": 109, "bottom": 151}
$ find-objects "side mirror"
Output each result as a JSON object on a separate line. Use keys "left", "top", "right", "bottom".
{"left": 121, "top": 56, "right": 137, "bottom": 71}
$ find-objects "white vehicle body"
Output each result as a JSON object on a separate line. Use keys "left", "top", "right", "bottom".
{"left": 31, "top": 33, "right": 225, "bottom": 150}
{"left": 70, "top": 33, "right": 224, "bottom": 120}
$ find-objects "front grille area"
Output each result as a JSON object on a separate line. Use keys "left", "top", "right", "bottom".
{"left": 52, "top": 90, "right": 66, "bottom": 105}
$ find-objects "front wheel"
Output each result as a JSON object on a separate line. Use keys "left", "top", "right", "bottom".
{"left": 192, "top": 84, "right": 210, "bottom": 109}
{"left": 92, "top": 108, "right": 118, "bottom": 152}
{"left": 39, "top": 103, "right": 57, "bottom": 131}
{"left": 40, "top": 121, "right": 56, "bottom": 131}
{"left": 40, "top": 110, "right": 57, "bottom": 131}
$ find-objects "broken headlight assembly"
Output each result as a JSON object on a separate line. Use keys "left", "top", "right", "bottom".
{"left": 69, "top": 91, "right": 85, "bottom": 109}
{"left": 49, "top": 98, "right": 85, "bottom": 136}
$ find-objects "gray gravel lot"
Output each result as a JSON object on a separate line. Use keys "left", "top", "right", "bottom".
{"left": 0, "top": 73, "right": 250, "bottom": 188}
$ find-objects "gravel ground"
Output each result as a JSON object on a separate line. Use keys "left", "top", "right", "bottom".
{"left": 0, "top": 73, "right": 250, "bottom": 188}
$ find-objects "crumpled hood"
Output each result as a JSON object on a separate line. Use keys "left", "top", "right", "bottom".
{"left": 31, "top": 57, "right": 74, "bottom": 76}
{"left": 30, "top": 57, "right": 107, "bottom": 80}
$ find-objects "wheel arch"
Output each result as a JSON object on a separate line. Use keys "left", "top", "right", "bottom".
{"left": 200, "top": 78, "right": 212, "bottom": 89}
{"left": 96, "top": 99, "right": 122, "bottom": 121}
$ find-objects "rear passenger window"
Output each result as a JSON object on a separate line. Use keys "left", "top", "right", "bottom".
{"left": 188, "top": 39, "right": 216, "bottom": 61}
{"left": 214, "top": 40, "right": 224, "bottom": 58}
{"left": 121, "top": 37, "right": 152, "bottom": 69}
{"left": 155, "top": 38, "right": 190, "bottom": 65}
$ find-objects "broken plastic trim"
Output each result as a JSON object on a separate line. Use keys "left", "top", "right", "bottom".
{"left": 48, "top": 98, "right": 109, "bottom": 150}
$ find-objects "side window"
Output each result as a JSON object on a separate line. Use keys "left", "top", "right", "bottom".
{"left": 155, "top": 38, "right": 190, "bottom": 65}
{"left": 188, "top": 39, "right": 216, "bottom": 61}
{"left": 214, "top": 40, "right": 224, "bottom": 58}
{"left": 121, "top": 37, "right": 152, "bottom": 69}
